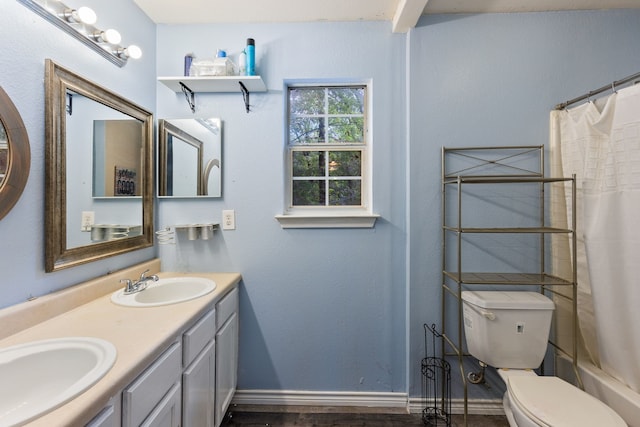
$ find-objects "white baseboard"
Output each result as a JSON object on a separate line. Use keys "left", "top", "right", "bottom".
{"left": 232, "top": 389, "right": 409, "bottom": 409}
{"left": 232, "top": 389, "right": 504, "bottom": 416}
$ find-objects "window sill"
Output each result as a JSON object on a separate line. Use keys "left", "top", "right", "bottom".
{"left": 275, "top": 214, "right": 380, "bottom": 229}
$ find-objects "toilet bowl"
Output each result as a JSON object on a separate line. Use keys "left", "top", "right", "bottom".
{"left": 498, "top": 369, "right": 627, "bottom": 427}
{"left": 461, "top": 291, "right": 627, "bottom": 427}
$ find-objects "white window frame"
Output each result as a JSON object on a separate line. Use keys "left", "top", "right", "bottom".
{"left": 275, "top": 81, "right": 378, "bottom": 229}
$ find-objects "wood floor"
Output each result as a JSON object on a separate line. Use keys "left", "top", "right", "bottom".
{"left": 220, "top": 406, "right": 510, "bottom": 427}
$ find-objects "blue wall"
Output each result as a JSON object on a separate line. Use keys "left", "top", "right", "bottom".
{"left": 2, "top": 1, "right": 640, "bottom": 402}
{"left": 0, "top": 0, "right": 156, "bottom": 306}
{"left": 154, "top": 21, "right": 409, "bottom": 393}
{"left": 407, "top": 10, "right": 640, "bottom": 397}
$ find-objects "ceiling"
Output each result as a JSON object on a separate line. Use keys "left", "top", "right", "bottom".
{"left": 133, "top": 0, "right": 640, "bottom": 32}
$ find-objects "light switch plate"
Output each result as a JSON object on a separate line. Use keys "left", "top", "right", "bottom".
{"left": 222, "top": 209, "right": 235, "bottom": 230}
{"left": 81, "top": 211, "right": 95, "bottom": 231}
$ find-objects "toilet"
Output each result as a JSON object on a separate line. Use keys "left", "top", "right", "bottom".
{"left": 461, "top": 290, "right": 627, "bottom": 427}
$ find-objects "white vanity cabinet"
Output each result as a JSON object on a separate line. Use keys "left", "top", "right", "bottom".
{"left": 182, "top": 309, "right": 216, "bottom": 426}
{"left": 214, "top": 287, "right": 239, "bottom": 427}
{"left": 83, "top": 284, "right": 239, "bottom": 427}
{"left": 122, "top": 341, "right": 182, "bottom": 427}
{"left": 182, "top": 287, "right": 239, "bottom": 427}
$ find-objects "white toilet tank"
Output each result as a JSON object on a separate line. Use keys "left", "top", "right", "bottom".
{"left": 461, "top": 291, "right": 555, "bottom": 369}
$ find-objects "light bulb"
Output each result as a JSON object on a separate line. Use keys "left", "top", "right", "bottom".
{"left": 118, "top": 45, "right": 142, "bottom": 60}
{"left": 93, "top": 29, "right": 121, "bottom": 44}
{"left": 61, "top": 6, "right": 96, "bottom": 25}
{"left": 126, "top": 45, "right": 142, "bottom": 59}
{"left": 74, "top": 7, "right": 96, "bottom": 25}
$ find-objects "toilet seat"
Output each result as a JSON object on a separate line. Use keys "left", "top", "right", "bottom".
{"left": 507, "top": 375, "right": 627, "bottom": 427}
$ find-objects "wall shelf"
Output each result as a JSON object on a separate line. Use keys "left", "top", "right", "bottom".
{"left": 158, "top": 76, "right": 266, "bottom": 113}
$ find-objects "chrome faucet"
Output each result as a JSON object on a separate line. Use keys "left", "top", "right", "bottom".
{"left": 120, "top": 269, "right": 159, "bottom": 295}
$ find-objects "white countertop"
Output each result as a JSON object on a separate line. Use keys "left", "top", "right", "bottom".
{"left": 0, "top": 260, "right": 241, "bottom": 426}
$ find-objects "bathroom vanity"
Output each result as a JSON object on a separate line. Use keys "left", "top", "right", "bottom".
{"left": 0, "top": 260, "right": 240, "bottom": 426}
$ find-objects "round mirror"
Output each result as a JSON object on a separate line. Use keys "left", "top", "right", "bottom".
{"left": 0, "top": 87, "right": 31, "bottom": 221}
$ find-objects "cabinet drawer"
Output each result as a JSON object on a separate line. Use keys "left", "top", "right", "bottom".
{"left": 183, "top": 309, "right": 215, "bottom": 367}
{"left": 123, "top": 341, "right": 181, "bottom": 427}
{"left": 216, "top": 287, "right": 238, "bottom": 330}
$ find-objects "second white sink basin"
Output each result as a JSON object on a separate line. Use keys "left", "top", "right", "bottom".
{"left": 0, "top": 337, "right": 116, "bottom": 426}
{"left": 111, "top": 277, "right": 216, "bottom": 307}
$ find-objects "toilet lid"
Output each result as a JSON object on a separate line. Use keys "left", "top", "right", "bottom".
{"left": 508, "top": 376, "right": 627, "bottom": 427}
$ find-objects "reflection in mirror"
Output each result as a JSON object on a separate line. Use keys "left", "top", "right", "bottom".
{"left": 65, "top": 91, "right": 144, "bottom": 249}
{"left": 0, "top": 87, "right": 30, "bottom": 222}
{"left": 45, "top": 59, "right": 153, "bottom": 272}
{"left": 158, "top": 118, "right": 222, "bottom": 198}
{"left": 93, "top": 119, "right": 144, "bottom": 197}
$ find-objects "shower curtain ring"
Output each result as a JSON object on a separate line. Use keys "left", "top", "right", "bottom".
{"left": 612, "top": 81, "right": 617, "bottom": 93}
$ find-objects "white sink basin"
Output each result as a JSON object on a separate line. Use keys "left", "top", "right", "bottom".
{"left": 111, "top": 277, "right": 216, "bottom": 307}
{"left": 0, "top": 337, "right": 116, "bottom": 426}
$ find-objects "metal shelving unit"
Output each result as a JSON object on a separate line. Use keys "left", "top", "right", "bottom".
{"left": 440, "top": 146, "right": 578, "bottom": 426}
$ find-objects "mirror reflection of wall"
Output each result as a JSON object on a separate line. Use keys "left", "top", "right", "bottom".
{"left": 65, "top": 90, "right": 144, "bottom": 249}
{"left": 158, "top": 118, "right": 222, "bottom": 198}
{"left": 93, "top": 120, "right": 144, "bottom": 197}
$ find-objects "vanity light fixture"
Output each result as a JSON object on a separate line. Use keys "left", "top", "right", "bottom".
{"left": 17, "top": 0, "right": 141, "bottom": 67}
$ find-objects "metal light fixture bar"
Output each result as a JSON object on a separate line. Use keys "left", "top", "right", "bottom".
{"left": 17, "top": 0, "right": 140, "bottom": 67}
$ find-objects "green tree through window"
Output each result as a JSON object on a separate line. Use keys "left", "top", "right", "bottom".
{"left": 288, "top": 85, "right": 366, "bottom": 208}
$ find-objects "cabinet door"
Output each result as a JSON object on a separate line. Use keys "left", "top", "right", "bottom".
{"left": 183, "top": 341, "right": 215, "bottom": 427}
{"left": 140, "top": 383, "right": 181, "bottom": 427}
{"left": 86, "top": 401, "right": 119, "bottom": 427}
{"left": 215, "top": 312, "right": 238, "bottom": 427}
{"left": 123, "top": 341, "right": 182, "bottom": 427}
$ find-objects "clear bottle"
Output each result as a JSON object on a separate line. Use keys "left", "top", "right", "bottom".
{"left": 238, "top": 50, "right": 247, "bottom": 76}
{"left": 212, "top": 49, "right": 234, "bottom": 76}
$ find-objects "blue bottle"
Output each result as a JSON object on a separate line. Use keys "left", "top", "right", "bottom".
{"left": 246, "top": 38, "right": 255, "bottom": 76}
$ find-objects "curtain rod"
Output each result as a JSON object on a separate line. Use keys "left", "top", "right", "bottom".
{"left": 554, "top": 70, "right": 640, "bottom": 110}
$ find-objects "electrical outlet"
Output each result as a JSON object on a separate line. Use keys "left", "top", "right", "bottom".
{"left": 81, "top": 211, "right": 95, "bottom": 232}
{"left": 222, "top": 209, "right": 235, "bottom": 230}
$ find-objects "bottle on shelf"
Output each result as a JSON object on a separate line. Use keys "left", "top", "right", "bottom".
{"left": 246, "top": 38, "right": 255, "bottom": 76}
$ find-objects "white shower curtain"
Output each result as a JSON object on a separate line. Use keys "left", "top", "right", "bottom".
{"left": 550, "top": 84, "right": 640, "bottom": 394}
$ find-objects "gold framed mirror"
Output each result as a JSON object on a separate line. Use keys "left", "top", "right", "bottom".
{"left": 0, "top": 87, "right": 31, "bottom": 221}
{"left": 45, "top": 59, "right": 154, "bottom": 272}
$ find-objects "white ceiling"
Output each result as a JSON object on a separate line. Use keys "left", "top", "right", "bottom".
{"left": 133, "top": 0, "right": 640, "bottom": 32}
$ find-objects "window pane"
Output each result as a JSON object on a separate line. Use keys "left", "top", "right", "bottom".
{"left": 293, "top": 180, "right": 325, "bottom": 206}
{"left": 289, "top": 88, "right": 325, "bottom": 115}
{"left": 328, "top": 87, "right": 364, "bottom": 114}
{"left": 329, "top": 179, "right": 361, "bottom": 206}
{"left": 328, "top": 117, "right": 364, "bottom": 143}
{"left": 293, "top": 151, "right": 325, "bottom": 177}
{"left": 290, "top": 117, "right": 325, "bottom": 144}
{"left": 329, "top": 151, "right": 361, "bottom": 177}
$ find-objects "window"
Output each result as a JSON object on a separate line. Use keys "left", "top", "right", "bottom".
{"left": 276, "top": 83, "right": 378, "bottom": 228}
